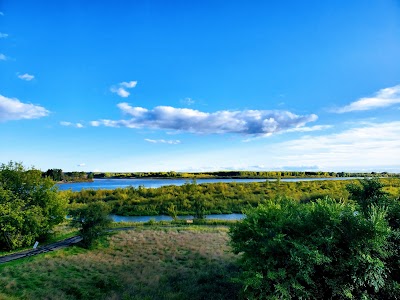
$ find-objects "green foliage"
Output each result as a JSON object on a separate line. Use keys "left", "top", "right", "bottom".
{"left": 69, "top": 201, "right": 112, "bottom": 248}
{"left": 230, "top": 197, "right": 396, "bottom": 299}
{"left": 63, "top": 178, "right": 400, "bottom": 217}
{"left": 43, "top": 168, "right": 63, "bottom": 181}
{"left": 92, "top": 170, "right": 399, "bottom": 179}
{"left": 166, "top": 203, "right": 178, "bottom": 220}
{"left": 347, "top": 178, "right": 400, "bottom": 298}
{"left": 0, "top": 162, "right": 68, "bottom": 250}
{"left": 346, "top": 178, "right": 388, "bottom": 215}
{"left": 63, "top": 171, "right": 92, "bottom": 182}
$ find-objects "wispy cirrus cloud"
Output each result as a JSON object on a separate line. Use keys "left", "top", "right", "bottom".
{"left": 0, "top": 33, "right": 8, "bottom": 38}
{"left": 333, "top": 84, "right": 400, "bottom": 113}
{"left": 160, "top": 121, "right": 400, "bottom": 172}
{"left": 286, "top": 124, "right": 332, "bottom": 133}
{"left": 0, "top": 12, "right": 3, "bottom": 16}
{"left": 144, "top": 138, "right": 181, "bottom": 144}
{"left": 60, "top": 121, "right": 84, "bottom": 128}
{"left": 0, "top": 94, "right": 49, "bottom": 121}
{"left": 110, "top": 81, "right": 137, "bottom": 98}
{"left": 180, "top": 97, "right": 195, "bottom": 106}
{"left": 273, "top": 121, "right": 400, "bottom": 170}
{"left": 18, "top": 73, "right": 35, "bottom": 81}
{"left": 0, "top": 54, "right": 7, "bottom": 61}
{"left": 91, "top": 103, "right": 318, "bottom": 136}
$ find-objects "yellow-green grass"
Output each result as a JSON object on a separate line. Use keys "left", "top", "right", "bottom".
{"left": 0, "top": 227, "right": 240, "bottom": 300}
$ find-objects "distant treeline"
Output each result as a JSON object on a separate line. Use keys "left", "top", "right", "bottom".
{"left": 63, "top": 178, "right": 400, "bottom": 216}
{"left": 43, "top": 168, "right": 400, "bottom": 183}
{"left": 42, "top": 169, "right": 93, "bottom": 182}
{"left": 93, "top": 170, "right": 400, "bottom": 179}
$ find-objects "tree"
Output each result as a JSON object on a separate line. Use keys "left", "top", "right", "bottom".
{"left": 230, "top": 197, "right": 395, "bottom": 299}
{"left": 70, "top": 201, "right": 112, "bottom": 248}
{"left": 193, "top": 197, "right": 206, "bottom": 219}
{"left": 346, "top": 178, "right": 388, "bottom": 215}
{"left": 0, "top": 162, "right": 68, "bottom": 250}
{"left": 43, "top": 168, "right": 64, "bottom": 181}
{"left": 167, "top": 203, "right": 178, "bottom": 220}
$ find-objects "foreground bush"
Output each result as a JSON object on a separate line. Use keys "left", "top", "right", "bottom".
{"left": 230, "top": 196, "right": 398, "bottom": 299}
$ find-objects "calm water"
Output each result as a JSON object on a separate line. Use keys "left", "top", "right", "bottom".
{"left": 110, "top": 213, "right": 245, "bottom": 222}
{"left": 57, "top": 177, "right": 361, "bottom": 191}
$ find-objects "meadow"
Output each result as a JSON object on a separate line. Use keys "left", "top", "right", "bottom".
{"left": 0, "top": 226, "right": 240, "bottom": 300}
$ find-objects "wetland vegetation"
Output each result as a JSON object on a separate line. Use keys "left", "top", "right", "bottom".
{"left": 64, "top": 177, "right": 400, "bottom": 216}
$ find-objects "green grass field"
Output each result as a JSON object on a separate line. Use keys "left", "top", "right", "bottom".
{"left": 0, "top": 226, "right": 240, "bottom": 300}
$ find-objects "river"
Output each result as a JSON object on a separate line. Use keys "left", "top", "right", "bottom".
{"left": 111, "top": 213, "right": 245, "bottom": 222}
{"left": 57, "top": 177, "right": 362, "bottom": 192}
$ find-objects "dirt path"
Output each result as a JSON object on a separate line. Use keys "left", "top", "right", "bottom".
{"left": 0, "top": 226, "right": 221, "bottom": 264}
{"left": 0, "top": 236, "right": 83, "bottom": 264}
{"left": 0, "top": 228, "right": 140, "bottom": 264}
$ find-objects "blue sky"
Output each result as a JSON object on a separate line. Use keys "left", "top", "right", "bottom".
{"left": 1, "top": 0, "right": 400, "bottom": 172}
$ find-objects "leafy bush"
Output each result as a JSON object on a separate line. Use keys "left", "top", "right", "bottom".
{"left": 230, "top": 196, "right": 396, "bottom": 299}
{"left": 69, "top": 201, "right": 112, "bottom": 248}
{"left": 0, "top": 162, "right": 68, "bottom": 250}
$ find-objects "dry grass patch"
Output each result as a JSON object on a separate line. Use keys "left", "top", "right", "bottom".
{"left": 0, "top": 227, "right": 240, "bottom": 300}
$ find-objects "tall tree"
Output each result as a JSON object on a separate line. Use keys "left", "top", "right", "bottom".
{"left": 0, "top": 162, "right": 68, "bottom": 250}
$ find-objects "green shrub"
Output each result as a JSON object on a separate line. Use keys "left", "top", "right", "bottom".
{"left": 230, "top": 197, "right": 394, "bottom": 299}
{"left": 69, "top": 202, "right": 112, "bottom": 248}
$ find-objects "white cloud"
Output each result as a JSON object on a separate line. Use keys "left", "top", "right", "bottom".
{"left": 241, "top": 125, "right": 331, "bottom": 143}
{"left": 18, "top": 73, "right": 35, "bottom": 81}
{"left": 60, "top": 121, "right": 84, "bottom": 128}
{"left": 0, "top": 54, "right": 7, "bottom": 61}
{"left": 334, "top": 84, "right": 400, "bottom": 113}
{"left": 0, "top": 95, "right": 49, "bottom": 121}
{"left": 0, "top": 33, "right": 8, "bottom": 38}
{"left": 273, "top": 121, "right": 400, "bottom": 170}
{"left": 120, "top": 81, "right": 137, "bottom": 88}
{"left": 77, "top": 163, "right": 86, "bottom": 167}
{"left": 165, "top": 121, "right": 400, "bottom": 172}
{"left": 286, "top": 125, "right": 332, "bottom": 133}
{"left": 110, "top": 87, "right": 130, "bottom": 98}
{"left": 180, "top": 97, "right": 195, "bottom": 106}
{"left": 110, "top": 80, "right": 137, "bottom": 98}
{"left": 91, "top": 103, "right": 318, "bottom": 136}
{"left": 144, "top": 138, "right": 181, "bottom": 144}
{"left": 90, "top": 121, "right": 101, "bottom": 127}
